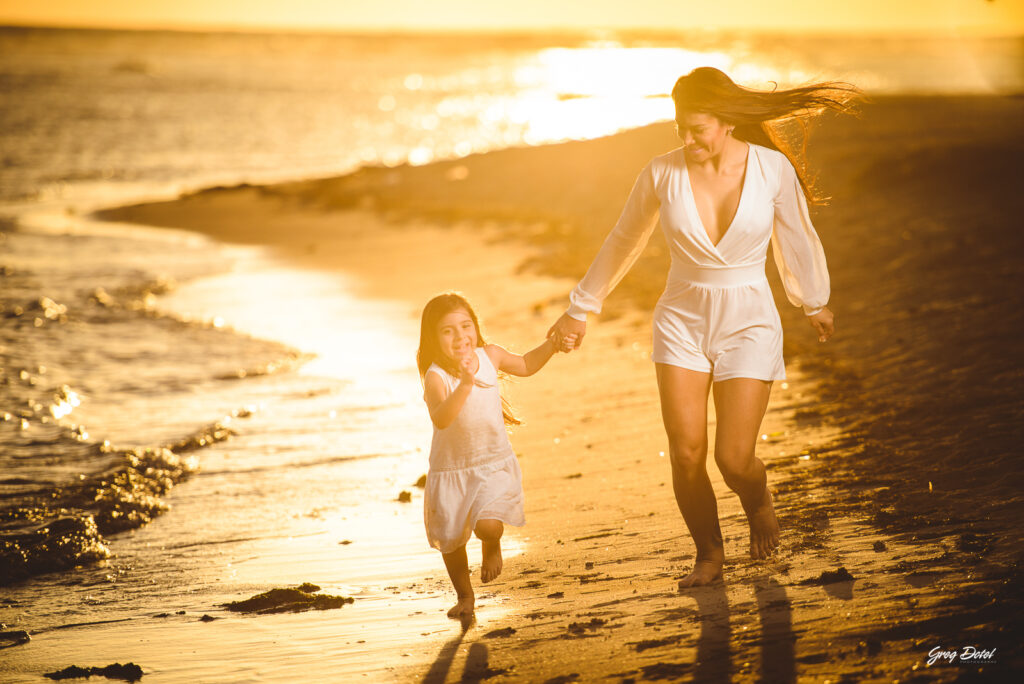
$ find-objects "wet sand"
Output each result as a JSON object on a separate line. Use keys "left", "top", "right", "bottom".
{"left": 6, "top": 96, "right": 1020, "bottom": 681}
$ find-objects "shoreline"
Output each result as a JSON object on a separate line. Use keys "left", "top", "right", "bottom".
{"left": 4, "top": 94, "right": 1021, "bottom": 680}
{"left": 97, "top": 93, "right": 1024, "bottom": 539}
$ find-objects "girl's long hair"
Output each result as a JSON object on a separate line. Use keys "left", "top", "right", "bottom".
{"left": 417, "top": 292, "right": 519, "bottom": 426}
{"left": 671, "top": 67, "right": 860, "bottom": 204}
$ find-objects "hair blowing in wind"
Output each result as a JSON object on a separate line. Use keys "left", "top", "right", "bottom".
{"left": 672, "top": 67, "right": 861, "bottom": 203}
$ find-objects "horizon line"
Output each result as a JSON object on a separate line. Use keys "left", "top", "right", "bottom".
{"left": 2, "top": 19, "right": 1022, "bottom": 40}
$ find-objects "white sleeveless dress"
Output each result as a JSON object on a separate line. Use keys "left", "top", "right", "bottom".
{"left": 424, "top": 347, "right": 525, "bottom": 554}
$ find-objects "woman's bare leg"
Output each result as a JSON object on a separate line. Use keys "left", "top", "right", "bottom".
{"left": 474, "top": 519, "right": 504, "bottom": 583}
{"left": 656, "top": 363, "right": 723, "bottom": 587}
{"left": 711, "top": 378, "right": 779, "bottom": 559}
{"left": 441, "top": 545, "right": 475, "bottom": 618}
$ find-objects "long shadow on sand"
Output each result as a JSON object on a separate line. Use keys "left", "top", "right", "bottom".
{"left": 422, "top": 616, "right": 490, "bottom": 684}
{"left": 753, "top": 578, "right": 796, "bottom": 683}
{"left": 672, "top": 578, "right": 794, "bottom": 683}
{"left": 692, "top": 583, "right": 733, "bottom": 683}
{"left": 422, "top": 578, "right": 796, "bottom": 682}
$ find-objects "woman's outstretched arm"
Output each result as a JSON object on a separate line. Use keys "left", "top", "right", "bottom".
{"left": 549, "top": 161, "right": 661, "bottom": 348}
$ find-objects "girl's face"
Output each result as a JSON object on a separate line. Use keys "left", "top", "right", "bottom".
{"left": 675, "top": 112, "right": 731, "bottom": 162}
{"left": 436, "top": 308, "right": 478, "bottom": 362}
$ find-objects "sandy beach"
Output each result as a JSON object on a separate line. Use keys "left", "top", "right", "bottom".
{"left": 3, "top": 94, "right": 1021, "bottom": 681}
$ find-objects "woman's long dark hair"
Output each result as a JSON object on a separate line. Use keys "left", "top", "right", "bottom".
{"left": 417, "top": 292, "right": 519, "bottom": 426}
{"left": 671, "top": 67, "right": 860, "bottom": 204}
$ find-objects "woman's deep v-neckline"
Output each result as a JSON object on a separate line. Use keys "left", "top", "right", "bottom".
{"left": 684, "top": 143, "right": 752, "bottom": 251}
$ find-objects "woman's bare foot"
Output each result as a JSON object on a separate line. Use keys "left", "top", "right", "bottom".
{"left": 447, "top": 595, "right": 475, "bottom": 618}
{"left": 678, "top": 552, "right": 724, "bottom": 589}
{"left": 480, "top": 539, "right": 503, "bottom": 583}
{"left": 748, "top": 488, "right": 780, "bottom": 559}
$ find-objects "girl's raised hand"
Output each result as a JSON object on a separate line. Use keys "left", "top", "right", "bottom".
{"left": 457, "top": 352, "right": 476, "bottom": 385}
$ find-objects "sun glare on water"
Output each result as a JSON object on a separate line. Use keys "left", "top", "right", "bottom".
{"left": 510, "top": 45, "right": 727, "bottom": 144}
{"left": 409, "top": 42, "right": 818, "bottom": 154}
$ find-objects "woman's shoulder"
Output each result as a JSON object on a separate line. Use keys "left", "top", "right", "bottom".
{"left": 645, "top": 147, "right": 687, "bottom": 182}
{"left": 651, "top": 146, "right": 686, "bottom": 168}
{"left": 748, "top": 144, "right": 795, "bottom": 188}
{"left": 749, "top": 142, "right": 784, "bottom": 162}
{"left": 749, "top": 143, "right": 790, "bottom": 170}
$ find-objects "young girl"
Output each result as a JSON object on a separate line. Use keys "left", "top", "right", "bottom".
{"left": 417, "top": 292, "right": 573, "bottom": 618}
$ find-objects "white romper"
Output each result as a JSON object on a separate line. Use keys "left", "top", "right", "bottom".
{"left": 423, "top": 347, "right": 525, "bottom": 554}
{"left": 567, "top": 144, "right": 830, "bottom": 381}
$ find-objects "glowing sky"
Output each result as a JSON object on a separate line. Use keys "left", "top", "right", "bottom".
{"left": 0, "top": 0, "right": 1021, "bottom": 34}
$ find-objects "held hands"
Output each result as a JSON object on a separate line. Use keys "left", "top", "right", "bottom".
{"left": 808, "top": 307, "right": 835, "bottom": 342}
{"left": 556, "top": 334, "right": 579, "bottom": 353}
{"left": 547, "top": 313, "right": 587, "bottom": 352}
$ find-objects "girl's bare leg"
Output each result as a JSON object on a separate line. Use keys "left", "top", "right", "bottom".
{"left": 441, "top": 545, "right": 475, "bottom": 618}
{"left": 656, "top": 364, "right": 723, "bottom": 587}
{"left": 474, "top": 519, "right": 504, "bottom": 583}
{"left": 712, "top": 378, "right": 779, "bottom": 559}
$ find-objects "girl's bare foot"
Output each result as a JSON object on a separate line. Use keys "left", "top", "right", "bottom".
{"left": 678, "top": 555, "right": 724, "bottom": 588}
{"left": 748, "top": 488, "right": 780, "bottom": 559}
{"left": 447, "top": 595, "right": 475, "bottom": 618}
{"left": 480, "top": 539, "right": 503, "bottom": 583}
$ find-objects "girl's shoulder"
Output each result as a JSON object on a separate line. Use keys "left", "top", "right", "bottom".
{"left": 425, "top": 362, "right": 453, "bottom": 382}
{"left": 482, "top": 343, "right": 509, "bottom": 365}
{"left": 424, "top": 363, "right": 461, "bottom": 400}
{"left": 480, "top": 344, "right": 499, "bottom": 369}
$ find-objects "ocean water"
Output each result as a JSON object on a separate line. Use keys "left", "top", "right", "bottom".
{"left": 1, "top": 26, "right": 1022, "bottom": 671}
{"left": 1, "top": 27, "right": 1020, "bottom": 207}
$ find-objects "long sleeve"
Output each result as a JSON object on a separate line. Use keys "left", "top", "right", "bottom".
{"left": 770, "top": 158, "right": 830, "bottom": 316}
{"left": 566, "top": 162, "right": 661, "bottom": 320}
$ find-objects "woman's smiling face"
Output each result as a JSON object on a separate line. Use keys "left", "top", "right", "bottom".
{"left": 436, "top": 308, "right": 478, "bottom": 362}
{"left": 675, "top": 111, "right": 731, "bottom": 162}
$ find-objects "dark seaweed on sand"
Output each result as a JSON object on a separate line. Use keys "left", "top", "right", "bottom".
{"left": 798, "top": 567, "right": 855, "bottom": 585}
{"left": 566, "top": 618, "right": 606, "bottom": 634}
{"left": 45, "top": 662, "right": 143, "bottom": 681}
{"left": 222, "top": 583, "right": 354, "bottom": 615}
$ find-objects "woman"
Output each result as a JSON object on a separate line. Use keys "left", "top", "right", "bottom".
{"left": 548, "top": 67, "right": 858, "bottom": 587}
